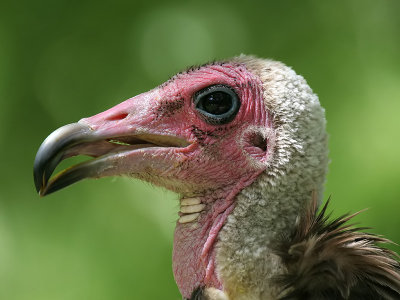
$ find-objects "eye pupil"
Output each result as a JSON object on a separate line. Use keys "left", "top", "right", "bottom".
{"left": 202, "top": 91, "right": 232, "bottom": 115}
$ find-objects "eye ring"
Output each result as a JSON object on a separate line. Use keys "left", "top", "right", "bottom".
{"left": 193, "top": 84, "right": 240, "bottom": 125}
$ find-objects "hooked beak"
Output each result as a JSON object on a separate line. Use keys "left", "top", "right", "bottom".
{"left": 34, "top": 123, "right": 97, "bottom": 196}
{"left": 33, "top": 92, "right": 190, "bottom": 196}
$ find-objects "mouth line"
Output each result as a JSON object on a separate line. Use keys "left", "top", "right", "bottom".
{"left": 62, "top": 133, "right": 190, "bottom": 160}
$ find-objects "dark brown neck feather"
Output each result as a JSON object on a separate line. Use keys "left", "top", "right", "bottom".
{"left": 274, "top": 195, "right": 400, "bottom": 300}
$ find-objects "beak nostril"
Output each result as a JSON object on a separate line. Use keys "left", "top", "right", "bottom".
{"left": 107, "top": 113, "right": 128, "bottom": 121}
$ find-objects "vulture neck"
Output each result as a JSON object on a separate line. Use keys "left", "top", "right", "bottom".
{"left": 216, "top": 175, "right": 312, "bottom": 299}
{"left": 173, "top": 171, "right": 314, "bottom": 299}
{"left": 173, "top": 172, "right": 263, "bottom": 299}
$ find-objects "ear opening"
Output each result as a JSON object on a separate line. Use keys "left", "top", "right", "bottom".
{"left": 240, "top": 126, "right": 275, "bottom": 168}
{"left": 248, "top": 131, "right": 268, "bottom": 152}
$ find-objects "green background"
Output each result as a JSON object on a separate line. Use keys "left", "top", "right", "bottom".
{"left": 1, "top": 0, "right": 399, "bottom": 299}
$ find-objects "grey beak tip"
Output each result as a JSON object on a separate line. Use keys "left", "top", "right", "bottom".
{"left": 33, "top": 123, "right": 93, "bottom": 196}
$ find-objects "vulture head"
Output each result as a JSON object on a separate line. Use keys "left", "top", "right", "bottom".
{"left": 34, "top": 56, "right": 399, "bottom": 300}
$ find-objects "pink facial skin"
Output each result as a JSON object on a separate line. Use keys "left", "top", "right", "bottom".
{"left": 79, "top": 63, "right": 272, "bottom": 298}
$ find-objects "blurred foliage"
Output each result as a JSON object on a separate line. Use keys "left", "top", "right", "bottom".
{"left": 0, "top": 0, "right": 399, "bottom": 299}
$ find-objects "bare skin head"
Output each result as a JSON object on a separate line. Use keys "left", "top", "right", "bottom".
{"left": 34, "top": 56, "right": 328, "bottom": 299}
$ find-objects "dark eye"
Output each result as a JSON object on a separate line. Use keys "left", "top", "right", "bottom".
{"left": 194, "top": 84, "right": 240, "bottom": 125}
